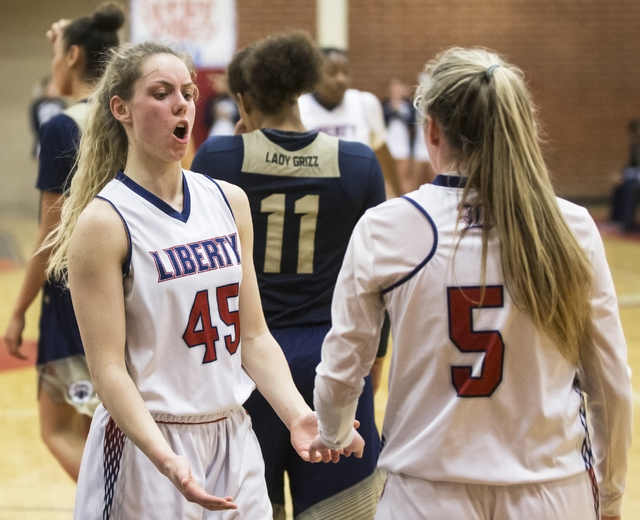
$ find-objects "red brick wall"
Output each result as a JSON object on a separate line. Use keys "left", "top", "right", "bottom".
{"left": 192, "top": 0, "right": 315, "bottom": 147}
{"left": 234, "top": 1, "right": 640, "bottom": 198}
{"left": 348, "top": 0, "right": 640, "bottom": 199}
{"left": 237, "top": 0, "right": 316, "bottom": 48}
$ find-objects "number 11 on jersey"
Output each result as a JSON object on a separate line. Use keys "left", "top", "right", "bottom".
{"left": 261, "top": 193, "right": 320, "bottom": 274}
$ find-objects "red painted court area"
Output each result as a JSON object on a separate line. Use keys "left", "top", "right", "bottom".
{"left": 0, "top": 258, "right": 19, "bottom": 272}
{"left": 0, "top": 340, "right": 36, "bottom": 372}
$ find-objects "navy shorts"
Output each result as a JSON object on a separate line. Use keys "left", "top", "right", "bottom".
{"left": 244, "top": 324, "right": 381, "bottom": 517}
{"left": 37, "top": 280, "right": 84, "bottom": 365}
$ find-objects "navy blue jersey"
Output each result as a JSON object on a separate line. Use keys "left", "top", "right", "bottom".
{"left": 37, "top": 112, "right": 81, "bottom": 193}
{"left": 36, "top": 105, "right": 86, "bottom": 364}
{"left": 192, "top": 129, "right": 385, "bottom": 329}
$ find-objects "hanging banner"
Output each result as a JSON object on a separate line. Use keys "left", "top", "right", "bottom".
{"left": 130, "top": 0, "right": 237, "bottom": 68}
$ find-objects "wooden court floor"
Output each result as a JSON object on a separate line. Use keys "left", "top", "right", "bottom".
{"left": 0, "top": 212, "right": 638, "bottom": 519}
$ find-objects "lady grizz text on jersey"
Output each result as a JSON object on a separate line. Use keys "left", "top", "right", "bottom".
{"left": 265, "top": 151, "right": 319, "bottom": 167}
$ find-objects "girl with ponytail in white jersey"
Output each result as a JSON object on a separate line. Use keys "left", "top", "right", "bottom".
{"left": 46, "top": 42, "right": 347, "bottom": 520}
{"left": 310, "top": 47, "right": 633, "bottom": 520}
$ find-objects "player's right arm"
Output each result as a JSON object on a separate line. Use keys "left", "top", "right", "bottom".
{"left": 3, "top": 190, "right": 63, "bottom": 359}
{"left": 313, "top": 213, "right": 385, "bottom": 449}
{"left": 4, "top": 112, "right": 73, "bottom": 359}
{"left": 67, "top": 198, "right": 238, "bottom": 511}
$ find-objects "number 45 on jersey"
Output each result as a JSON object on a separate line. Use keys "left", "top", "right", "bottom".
{"left": 183, "top": 284, "right": 241, "bottom": 364}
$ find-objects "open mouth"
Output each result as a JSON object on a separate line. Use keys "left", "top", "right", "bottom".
{"left": 174, "top": 124, "right": 187, "bottom": 139}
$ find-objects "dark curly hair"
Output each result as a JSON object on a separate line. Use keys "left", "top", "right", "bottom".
{"left": 228, "top": 32, "right": 322, "bottom": 115}
{"left": 62, "top": 2, "right": 125, "bottom": 80}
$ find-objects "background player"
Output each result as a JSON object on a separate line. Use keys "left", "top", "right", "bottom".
{"left": 1, "top": 3, "right": 124, "bottom": 481}
{"left": 29, "top": 75, "right": 66, "bottom": 158}
{"left": 298, "top": 47, "right": 402, "bottom": 198}
{"left": 381, "top": 78, "right": 416, "bottom": 194}
{"left": 310, "top": 47, "right": 633, "bottom": 520}
{"left": 45, "top": 41, "right": 351, "bottom": 519}
{"left": 192, "top": 32, "right": 384, "bottom": 520}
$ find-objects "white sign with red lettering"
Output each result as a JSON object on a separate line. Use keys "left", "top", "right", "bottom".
{"left": 130, "top": 0, "right": 237, "bottom": 68}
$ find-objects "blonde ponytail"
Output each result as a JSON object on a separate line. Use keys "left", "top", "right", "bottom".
{"left": 415, "top": 48, "right": 592, "bottom": 364}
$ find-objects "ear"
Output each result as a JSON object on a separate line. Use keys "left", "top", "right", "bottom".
{"left": 236, "top": 92, "right": 251, "bottom": 115}
{"left": 235, "top": 93, "right": 257, "bottom": 132}
{"left": 66, "top": 44, "right": 81, "bottom": 69}
{"left": 110, "top": 95, "right": 132, "bottom": 124}
{"left": 426, "top": 115, "right": 441, "bottom": 147}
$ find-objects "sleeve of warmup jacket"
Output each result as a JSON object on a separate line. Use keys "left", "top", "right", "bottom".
{"left": 313, "top": 213, "right": 386, "bottom": 449}
{"left": 577, "top": 214, "right": 633, "bottom": 517}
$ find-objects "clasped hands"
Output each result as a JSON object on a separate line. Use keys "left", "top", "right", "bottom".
{"left": 289, "top": 412, "right": 365, "bottom": 464}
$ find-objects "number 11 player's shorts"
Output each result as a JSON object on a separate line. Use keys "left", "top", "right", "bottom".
{"left": 244, "top": 324, "right": 384, "bottom": 520}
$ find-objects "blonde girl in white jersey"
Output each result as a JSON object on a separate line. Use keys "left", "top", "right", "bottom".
{"left": 310, "top": 48, "right": 632, "bottom": 520}
{"left": 45, "top": 42, "right": 354, "bottom": 519}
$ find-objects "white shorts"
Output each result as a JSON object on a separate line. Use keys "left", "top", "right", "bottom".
{"left": 375, "top": 471, "right": 598, "bottom": 520}
{"left": 74, "top": 404, "right": 271, "bottom": 520}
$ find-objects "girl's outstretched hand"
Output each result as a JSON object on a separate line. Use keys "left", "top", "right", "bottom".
{"left": 160, "top": 454, "right": 238, "bottom": 511}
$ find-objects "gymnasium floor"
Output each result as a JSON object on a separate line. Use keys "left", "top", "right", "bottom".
{"left": 0, "top": 210, "right": 638, "bottom": 520}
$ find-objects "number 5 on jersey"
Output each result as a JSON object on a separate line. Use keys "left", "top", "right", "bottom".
{"left": 183, "top": 284, "right": 241, "bottom": 364}
{"left": 447, "top": 286, "right": 505, "bottom": 397}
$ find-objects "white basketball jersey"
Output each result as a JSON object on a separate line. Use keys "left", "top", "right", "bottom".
{"left": 315, "top": 176, "right": 631, "bottom": 507}
{"left": 298, "top": 89, "right": 387, "bottom": 150}
{"left": 97, "top": 170, "right": 255, "bottom": 416}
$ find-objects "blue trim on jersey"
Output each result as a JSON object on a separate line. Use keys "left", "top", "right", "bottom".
{"left": 95, "top": 195, "right": 133, "bottom": 277}
{"left": 432, "top": 174, "right": 467, "bottom": 188}
{"left": 115, "top": 170, "right": 192, "bottom": 223}
{"left": 261, "top": 128, "right": 319, "bottom": 150}
{"left": 201, "top": 175, "right": 235, "bottom": 221}
{"left": 381, "top": 195, "right": 438, "bottom": 295}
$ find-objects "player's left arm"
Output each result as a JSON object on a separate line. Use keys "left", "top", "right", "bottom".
{"left": 219, "top": 181, "right": 351, "bottom": 463}
{"left": 374, "top": 144, "right": 402, "bottom": 198}
{"left": 578, "top": 216, "right": 633, "bottom": 517}
{"left": 364, "top": 92, "right": 402, "bottom": 198}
